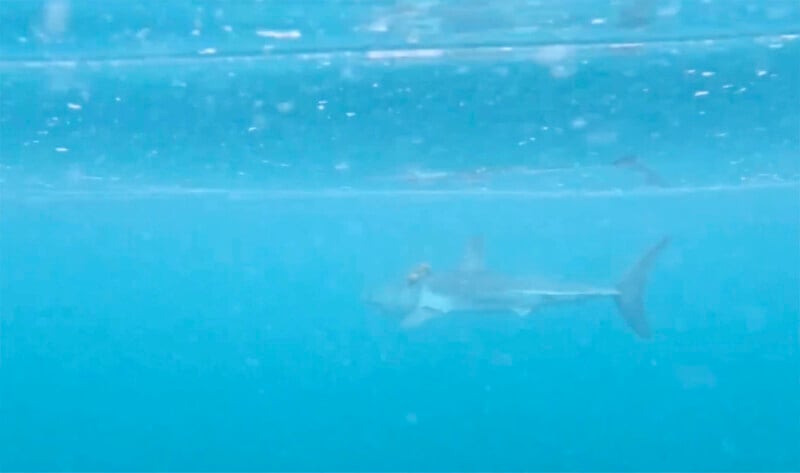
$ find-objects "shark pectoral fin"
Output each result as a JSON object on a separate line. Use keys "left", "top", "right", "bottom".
{"left": 401, "top": 308, "right": 442, "bottom": 329}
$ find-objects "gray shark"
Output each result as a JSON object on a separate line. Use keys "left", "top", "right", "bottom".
{"left": 364, "top": 236, "right": 671, "bottom": 338}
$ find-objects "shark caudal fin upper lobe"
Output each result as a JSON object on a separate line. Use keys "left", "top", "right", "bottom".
{"left": 614, "top": 237, "right": 671, "bottom": 339}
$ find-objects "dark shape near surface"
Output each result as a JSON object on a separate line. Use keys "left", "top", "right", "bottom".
{"left": 613, "top": 154, "right": 668, "bottom": 187}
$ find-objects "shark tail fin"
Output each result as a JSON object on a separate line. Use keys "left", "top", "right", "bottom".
{"left": 614, "top": 236, "right": 671, "bottom": 339}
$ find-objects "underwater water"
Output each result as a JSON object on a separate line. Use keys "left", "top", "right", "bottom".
{"left": 1, "top": 1, "right": 799, "bottom": 471}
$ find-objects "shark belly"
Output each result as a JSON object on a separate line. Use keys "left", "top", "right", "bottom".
{"left": 468, "top": 291, "right": 544, "bottom": 316}
{"left": 415, "top": 285, "right": 544, "bottom": 320}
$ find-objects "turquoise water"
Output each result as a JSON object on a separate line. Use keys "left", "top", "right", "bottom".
{"left": 1, "top": 1, "right": 799, "bottom": 471}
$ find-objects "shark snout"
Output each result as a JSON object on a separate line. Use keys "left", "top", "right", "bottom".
{"left": 360, "top": 281, "right": 421, "bottom": 316}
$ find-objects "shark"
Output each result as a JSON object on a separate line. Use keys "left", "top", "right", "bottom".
{"left": 363, "top": 236, "right": 671, "bottom": 338}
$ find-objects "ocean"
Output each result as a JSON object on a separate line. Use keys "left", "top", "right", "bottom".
{"left": 1, "top": 1, "right": 799, "bottom": 471}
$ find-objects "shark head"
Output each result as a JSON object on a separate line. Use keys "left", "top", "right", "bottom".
{"left": 361, "top": 237, "right": 484, "bottom": 321}
{"left": 361, "top": 278, "right": 423, "bottom": 318}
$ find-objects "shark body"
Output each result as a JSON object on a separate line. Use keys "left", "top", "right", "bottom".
{"left": 365, "top": 236, "right": 671, "bottom": 338}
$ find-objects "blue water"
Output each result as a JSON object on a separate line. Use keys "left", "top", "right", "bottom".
{"left": 1, "top": 1, "right": 799, "bottom": 471}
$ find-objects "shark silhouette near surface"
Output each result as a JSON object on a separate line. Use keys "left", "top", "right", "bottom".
{"left": 364, "top": 236, "right": 671, "bottom": 339}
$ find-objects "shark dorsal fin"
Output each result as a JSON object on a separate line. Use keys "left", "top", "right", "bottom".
{"left": 459, "top": 236, "right": 485, "bottom": 272}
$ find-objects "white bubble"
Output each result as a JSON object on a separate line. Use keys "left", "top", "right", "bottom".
{"left": 256, "top": 29, "right": 301, "bottom": 39}
{"left": 43, "top": 0, "right": 70, "bottom": 36}
{"left": 276, "top": 101, "right": 294, "bottom": 113}
{"left": 550, "top": 64, "right": 576, "bottom": 78}
{"left": 571, "top": 117, "right": 587, "bottom": 129}
{"left": 532, "top": 45, "right": 573, "bottom": 65}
